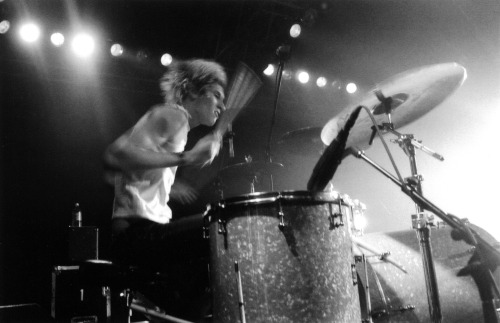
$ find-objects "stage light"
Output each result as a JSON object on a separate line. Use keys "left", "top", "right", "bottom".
{"left": 289, "top": 23, "right": 301, "bottom": 38}
{"left": 352, "top": 199, "right": 367, "bottom": 235}
{"left": 346, "top": 82, "right": 358, "bottom": 94}
{"left": 297, "top": 71, "right": 309, "bottom": 84}
{"left": 19, "top": 23, "right": 41, "bottom": 43}
{"left": 50, "top": 32, "right": 65, "bottom": 47}
{"left": 0, "top": 20, "right": 10, "bottom": 34}
{"left": 282, "top": 69, "right": 292, "bottom": 80}
{"left": 331, "top": 79, "right": 342, "bottom": 90}
{"left": 137, "top": 50, "right": 149, "bottom": 61}
{"left": 71, "top": 33, "right": 95, "bottom": 58}
{"left": 263, "top": 64, "right": 274, "bottom": 76}
{"left": 110, "top": 43, "right": 124, "bottom": 57}
{"left": 160, "top": 53, "right": 173, "bottom": 66}
{"left": 316, "top": 77, "right": 327, "bottom": 87}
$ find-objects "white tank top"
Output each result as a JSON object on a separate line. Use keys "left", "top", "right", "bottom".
{"left": 112, "top": 105, "right": 189, "bottom": 224}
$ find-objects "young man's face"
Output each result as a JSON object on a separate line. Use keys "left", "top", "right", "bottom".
{"left": 194, "top": 83, "right": 226, "bottom": 126}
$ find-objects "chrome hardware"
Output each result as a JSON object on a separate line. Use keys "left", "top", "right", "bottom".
{"left": 329, "top": 201, "right": 344, "bottom": 230}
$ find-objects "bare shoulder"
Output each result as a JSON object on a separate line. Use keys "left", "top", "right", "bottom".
{"left": 149, "top": 104, "right": 189, "bottom": 135}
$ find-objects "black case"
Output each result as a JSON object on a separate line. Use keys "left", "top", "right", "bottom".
{"left": 51, "top": 265, "right": 109, "bottom": 322}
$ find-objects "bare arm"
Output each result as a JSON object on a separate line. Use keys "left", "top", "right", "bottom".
{"left": 103, "top": 108, "right": 220, "bottom": 173}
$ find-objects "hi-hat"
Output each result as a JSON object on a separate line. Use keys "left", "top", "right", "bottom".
{"left": 277, "top": 127, "right": 324, "bottom": 156}
{"left": 321, "top": 62, "right": 467, "bottom": 150}
{"left": 219, "top": 161, "right": 284, "bottom": 179}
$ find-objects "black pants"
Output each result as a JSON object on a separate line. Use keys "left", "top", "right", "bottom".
{"left": 110, "top": 214, "right": 210, "bottom": 321}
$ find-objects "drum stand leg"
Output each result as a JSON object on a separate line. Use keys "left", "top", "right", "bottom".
{"left": 234, "top": 261, "right": 247, "bottom": 323}
{"left": 361, "top": 254, "right": 374, "bottom": 323}
{"left": 129, "top": 294, "right": 195, "bottom": 323}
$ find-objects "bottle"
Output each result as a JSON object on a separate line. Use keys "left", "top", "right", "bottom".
{"left": 71, "top": 203, "right": 82, "bottom": 227}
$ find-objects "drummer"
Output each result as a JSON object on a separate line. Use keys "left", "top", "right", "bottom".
{"left": 103, "top": 58, "right": 226, "bottom": 317}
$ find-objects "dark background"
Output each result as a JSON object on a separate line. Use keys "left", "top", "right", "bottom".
{"left": 1, "top": 0, "right": 499, "bottom": 315}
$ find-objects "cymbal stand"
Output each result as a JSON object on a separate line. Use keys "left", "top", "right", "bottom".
{"left": 387, "top": 125, "right": 443, "bottom": 323}
{"left": 371, "top": 91, "right": 443, "bottom": 322}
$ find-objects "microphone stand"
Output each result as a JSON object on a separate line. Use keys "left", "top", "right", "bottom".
{"left": 265, "top": 45, "right": 290, "bottom": 191}
{"left": 350, "top": 147, "right": 500, "bottom": 323}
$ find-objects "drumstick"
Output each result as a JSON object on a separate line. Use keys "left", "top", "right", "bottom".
{"left": 214, "top": 62, "right": 262, "bottom": 138}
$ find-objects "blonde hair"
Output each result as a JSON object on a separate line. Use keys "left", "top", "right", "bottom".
{"left": 160, "top": 59, "right": 227, "bottom": 104}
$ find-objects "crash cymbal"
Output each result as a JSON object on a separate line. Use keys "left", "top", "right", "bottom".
{"left": 321, "top": 62, "right": 467, "bottom": 150}
{"left": 219, "top": 161, "right": 284, "bottom": 179}
{"left": 277, "top": 127, "right": 324, "bottom": 156}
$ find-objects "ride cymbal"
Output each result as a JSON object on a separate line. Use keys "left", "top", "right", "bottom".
{"left": 321, "top": 62, "right": 467, "bottom": 150}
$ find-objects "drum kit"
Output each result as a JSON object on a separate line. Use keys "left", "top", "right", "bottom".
{"left": 134, "top": 62, "right": 500, "bottom": 323}
{"left": 195, "top": 62, "right": 500, "bottom": 323}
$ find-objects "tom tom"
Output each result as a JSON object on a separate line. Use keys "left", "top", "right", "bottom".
{"left": 204, "top": 190, "right": 361, "bottom": 323}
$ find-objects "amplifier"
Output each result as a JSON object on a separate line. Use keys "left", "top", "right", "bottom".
{"left": 51, "top": 265, "right": 109, "bottom": 322}
{"left": 68, "top": 226, "right": 99, "bottom": 263}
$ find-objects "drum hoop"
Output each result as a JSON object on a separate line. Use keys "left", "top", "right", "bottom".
{"left": 211, "top": 190, "right": 345, "bottom": 208}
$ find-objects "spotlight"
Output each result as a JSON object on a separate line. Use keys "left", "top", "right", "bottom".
{"left": 297, "top": 71, "right": 309, "bottom": 84}
{"left": 71, "top": 33, "right": 95, "bottom": 58}
{"left": 282, "top": 69, "right": 292, "bottom": 80}
{"left": 19, "top": 23, "right": 41, "bottom": 43}
{"left": 110, "top": 43, "right": 124, "bottom": 57}
{"left": 331, "top": 79, "right": 342, "bottom": 90}
{"left": 50, "top": 32, "right": 65, "bottom": 47}
{"left": 160, "top": 53, "right": 173, "bottom": 66}
{"left": 0, "top": 20, "right": 10, "bottom": 34}
{"left": 346, "top": 82, "right": 358, "bottom": 94}
{"left": 263, "top": 64, "right": 274, "bottom": 76}
{"left": 289, "top": 24, "right": 301, "bottom": 38}
{"left": 137, "top": 50, "right": 149, "bottom": 61}
{"left": 316, "top": 77, "right": 327, "bottom": 87}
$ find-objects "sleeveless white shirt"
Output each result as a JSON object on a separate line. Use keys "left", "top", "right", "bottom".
{"left": 112, "top": 105, "right": 189, "bottom": 224}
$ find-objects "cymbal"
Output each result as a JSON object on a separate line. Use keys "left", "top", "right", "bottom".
{"left": 321, "top": 62, "right": 467, "bottom": 150}
{"left": 219, "top": 161, "right": 284, "bottom": 179}
{"left": 277, "top": 127, "right": 324, "bottom": 156}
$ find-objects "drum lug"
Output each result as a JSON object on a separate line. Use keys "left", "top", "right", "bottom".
{"left": 217, "top": 202, "right": 227, "bottom": 235}
{"left": 218, "top": 218, "right": 227, "bottom": 235}
{"left": 203, "top": 216, "right": 210, "bottom": 239}
{"left": 203, "top": 204, "right": 211, "bottom": 239}
{"left": 277, "top": 196, "right": 285, "bottom": 229}
{"left": 351, "top": 263, "right": 358, "bottom": 285}
{"left": 329, "top": 202, "right": 344, "bottom": 230}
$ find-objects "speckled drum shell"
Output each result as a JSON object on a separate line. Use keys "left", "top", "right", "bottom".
{"left": 206, "top": 190, "right": 361, "bottom": 323}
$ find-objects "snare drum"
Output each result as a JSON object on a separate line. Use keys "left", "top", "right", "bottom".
{"left": 204, "top": 190, "right": 361, "bottom": 323}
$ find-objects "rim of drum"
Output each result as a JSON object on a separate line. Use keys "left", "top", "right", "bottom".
{"left": 212, "top": 190, "right": 344, "bottom": 208}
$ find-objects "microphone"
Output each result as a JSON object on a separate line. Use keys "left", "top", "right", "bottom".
{"left": 307, "top": 106, "right": 363, "bottom": 191}
{"left": 276, "top": 45, "right": 291, "bottom": 61}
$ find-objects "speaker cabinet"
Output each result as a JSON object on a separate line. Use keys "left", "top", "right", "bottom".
{"left": 68, "top": 227, "right": 99, "bottom": 263}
